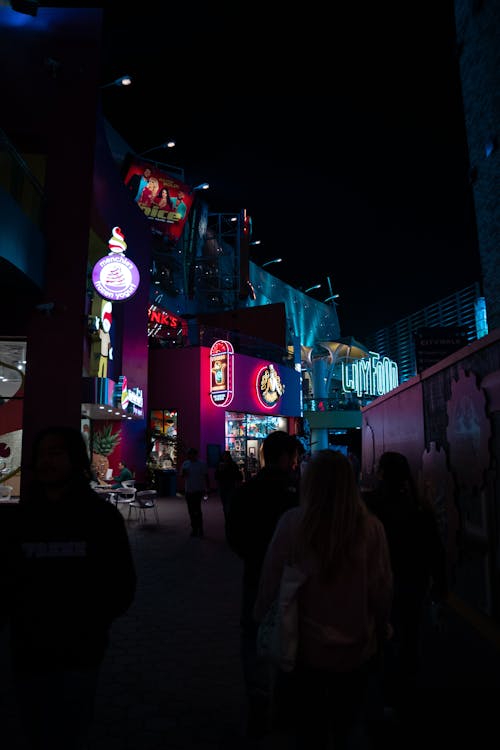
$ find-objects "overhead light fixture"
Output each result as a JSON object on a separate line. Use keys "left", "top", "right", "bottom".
{"left": 250, "top": 240, "right": 261, "bottom": 246}
{"left": 192, "top": 182, "right": 209, "bottom": 191}
{"left": 100, "top": 74, "right": 132, "bottom": 89}
{"left": 305, "top": 284, "right": 321, "bottom": 293}
{"left": 262, "top": 258, "right": 282, "bottom": 268}
{"left": 10, "top": 0, "right": 38, "bottom": 16}
{"left": 137, "top": 140, "right": 176, "bottom": 157}
{"left": 324, "top": 294, "right": 340, "bottom": 304}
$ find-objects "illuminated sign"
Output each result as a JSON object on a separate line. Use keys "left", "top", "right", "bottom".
{"left": 256, "top": 363, "right": 285, "bottom": 408}
{"left": 341, "top": 351, "right": 399, "bottom": 397}
{"left": 113, "top": 375, "right": 129, "bottom": 410}
{"left": 147, "top": 305, "right": 188, "bottom": 341}
{"left": 123, "top": 159, "right": 193, "bottom": 243}
{"left": 113, "top": 377, "right": 144, "bottom": 417}
{"left": 209, "top": 340, "right": 234, "bottom": 407}
{"left": 92, "top": 227, "right": 140, "bottom": 301}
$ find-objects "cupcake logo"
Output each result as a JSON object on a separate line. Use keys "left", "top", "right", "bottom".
{"left": 92, "top": 226, "right": 141, "bottom": 301}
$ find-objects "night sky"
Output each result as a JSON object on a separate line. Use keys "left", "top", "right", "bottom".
{"left": 99, "top": 3, "right": 483, "bottom": 342}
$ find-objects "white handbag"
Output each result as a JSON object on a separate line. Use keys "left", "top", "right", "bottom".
{"left": 256, "top": 563, "right": 308, "bottom": 673}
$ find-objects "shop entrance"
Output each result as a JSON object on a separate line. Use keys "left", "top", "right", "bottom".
{"left": 225, "top": 411, "right": 289, "bottom": 480}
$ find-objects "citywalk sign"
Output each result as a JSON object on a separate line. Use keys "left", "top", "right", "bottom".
{"left": 341, "top": 351, "right": 399, "bottom": 398}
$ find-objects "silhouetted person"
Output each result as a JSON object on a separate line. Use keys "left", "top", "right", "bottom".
{"left": 214, "top": 450, "right": 242, "bottom": 521}
{"left": 5, "top": 425, "right": 136, "bottom": 750}
{"left": 225, "top": 430, "right": 299, "bottom": 739}
{"left": 254, "top": 449, "right": 393, "bottom": 749}
{"left": 181, "top": 447, "right": 209, "bottom": 538}
{"left": 363, "top": 450, "right": 447, "bottom": 716}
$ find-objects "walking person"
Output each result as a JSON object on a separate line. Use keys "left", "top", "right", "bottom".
{"left": 225, "top": 430, "right": 300, "bottom": 739}
{"left": 362, "top": 450, "right": 448, "bottom": 718}
{"left": 181, "top": 447, "right": 209, "bottom": 538}
{"left": 4, "top": 425, "right": 136, "bottom": 750}
{"left": 254, "top": 449, "right": 393, "bottom": 749}
{"left": 214, "top": 449, "right": 243, "bottom": 521}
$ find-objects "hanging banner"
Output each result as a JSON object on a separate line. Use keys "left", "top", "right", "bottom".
{"left": 123, "top": 157, "right": 193, "bottom": 243}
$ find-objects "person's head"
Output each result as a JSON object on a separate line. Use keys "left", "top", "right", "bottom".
{"left": 221, "top": 450, "right": 232, "bottom": 462}
{"left": 187, "top": 448, "right": 198, "bottom": 460}
{"left": 27, "top": 425, "right": 93, "bottom": 499}
{"left": 261, "top": 431, "right": 297, "bottom": 471}
{"left": 297, "top": 449, "right": 367, "bottom": 576}
{"left": 118, "top": 460, "right": 127, "bottom": 471}
{"left": 143, "top": 167, "right": 152, "bottom": 180}
{"left": 147, "top": 176, "right": 159, "bottom": 195}
{"left": 376, "top": 451, "right": 412, "bottom": 486}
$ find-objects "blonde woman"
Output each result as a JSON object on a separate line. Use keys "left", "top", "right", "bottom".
{"left": 254, "top": 449, "right": 393, "bottom": 749}
{"left": 138, "top": 175, "right": 160, "bottom": 207}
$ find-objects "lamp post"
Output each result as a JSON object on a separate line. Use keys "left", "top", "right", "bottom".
{"left": 304, "top": 284, "right": 321, "bottom": 293}
{"left": 136, "top": 140, "right": 176, "bottom": 157}
{"left": 100, "top": 75, "right": 132, "bottom": 89}
{"left": 324, "top": 294, "right": 340, "bottom": 304}
{"left": 192, "top": 182, "right": 209, "bottom": 191}
{"left": 262, "top": 258, "right": 282, "bottom": 268}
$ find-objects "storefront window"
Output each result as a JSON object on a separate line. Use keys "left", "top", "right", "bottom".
{"left": 225, "top": 411, "right": 288, "bottom": 479}
{"left": 149, "top": 409, "right": 178, "bottom": 469}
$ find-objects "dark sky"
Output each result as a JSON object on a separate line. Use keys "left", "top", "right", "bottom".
{"left": 99, "top": 3, "right": 482, "bottom": 342}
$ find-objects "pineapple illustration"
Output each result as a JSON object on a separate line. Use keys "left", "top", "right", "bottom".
{"left": 92, "top": 424, "right": 121, "bottom": 481}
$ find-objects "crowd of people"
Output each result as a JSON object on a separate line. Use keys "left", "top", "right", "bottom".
{"left": 0, "top": 426, "right": 447, "bottom": 749}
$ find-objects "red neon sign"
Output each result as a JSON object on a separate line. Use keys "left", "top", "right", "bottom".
{"left": 209, "top": 340, "right": 234, "bottom": 407}
{"left": 255, "top": 363, "right": 285, "bottom": 409}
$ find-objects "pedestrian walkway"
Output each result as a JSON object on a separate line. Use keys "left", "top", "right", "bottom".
{"left": 1, "top": 493, "right": 500, "bottom": 749}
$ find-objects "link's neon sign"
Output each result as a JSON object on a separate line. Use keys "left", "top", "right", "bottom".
{"left": 341, "top": 351, "right": 398, "bottom": 398}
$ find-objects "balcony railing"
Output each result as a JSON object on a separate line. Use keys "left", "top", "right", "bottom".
{"left": 303, "top": 395, "right": 373, "bottom": 412}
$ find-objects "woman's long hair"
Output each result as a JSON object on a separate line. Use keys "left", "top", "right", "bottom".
{"left": 296, "top": 449, "right": 368, "bottom": 580}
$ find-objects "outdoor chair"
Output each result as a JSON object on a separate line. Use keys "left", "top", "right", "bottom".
{"left": 127, "top": 490, "right": 160, "bottom": 524}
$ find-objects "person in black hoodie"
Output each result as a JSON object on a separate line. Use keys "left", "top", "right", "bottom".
{"left": 362, "top": 450, "right": 448, "bottom": 718}
{"left": 225, "top": 430, "right": 299, "bottom": 739}
{"left": 5, "top": 425, "right": 136, "bottom": 750}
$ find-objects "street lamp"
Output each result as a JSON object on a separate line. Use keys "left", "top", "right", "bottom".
{"left": 324, "top": 294, "right": 340, "bottom": 304}
{"left": 262, "top": 258, "right": 282, "bottom": 268}
{"left": 250, "top": 240, "right": 261, "bottom": 246}
{"left": 100, "top": 74, "right": 132, "bottom": 89}
{"left": 192, "top": 182, "right": 210, "bottom": 191}
{"left": 137, "top": 140, "right": 176, "bottom": 157}
{"left": 305, "top": 284, "right": 321, "bottom": 293}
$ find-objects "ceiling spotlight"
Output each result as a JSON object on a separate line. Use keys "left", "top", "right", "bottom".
{"left": 101, "top": 74, "right": 132, "bottom": 89}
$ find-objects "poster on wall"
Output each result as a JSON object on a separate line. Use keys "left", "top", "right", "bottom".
{"left": 123, "top": 157, "right": 193, "bottom": 243}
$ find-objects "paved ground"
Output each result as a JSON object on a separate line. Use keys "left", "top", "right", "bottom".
{"left": 1, "top": 493, "right": 500, "bottom": 749}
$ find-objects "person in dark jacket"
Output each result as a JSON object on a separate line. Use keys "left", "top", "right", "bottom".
{"left": 214, "top": 450, "right": 242, "bottom": 521}
{"left": 225, "top": 430, "right": 299, "bottom": 739}
{"left": 6, "top": 425, "right": 136, "bottom": 750}
{"left": 363, "top": 450, "right": 448, "bottom": 716}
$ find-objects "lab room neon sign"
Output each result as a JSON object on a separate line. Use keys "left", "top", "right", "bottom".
{"left": 209, "top": 340, "right": 234, "bottom": 407}
{"left": 341, "top": 351, "right": 399, "bottom": 397}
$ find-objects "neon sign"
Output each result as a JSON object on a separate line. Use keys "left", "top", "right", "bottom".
{"left": 341, "top": 351, "right": 399, "bottom": 397}
{"left": 209, "top": 340, "right": 234, "bottom": 407}
{"left": 256, "top": 363, "right": 285, "bottom": 408}
{"left": 92, "top": 226, "right": 140, "bottom": 301}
